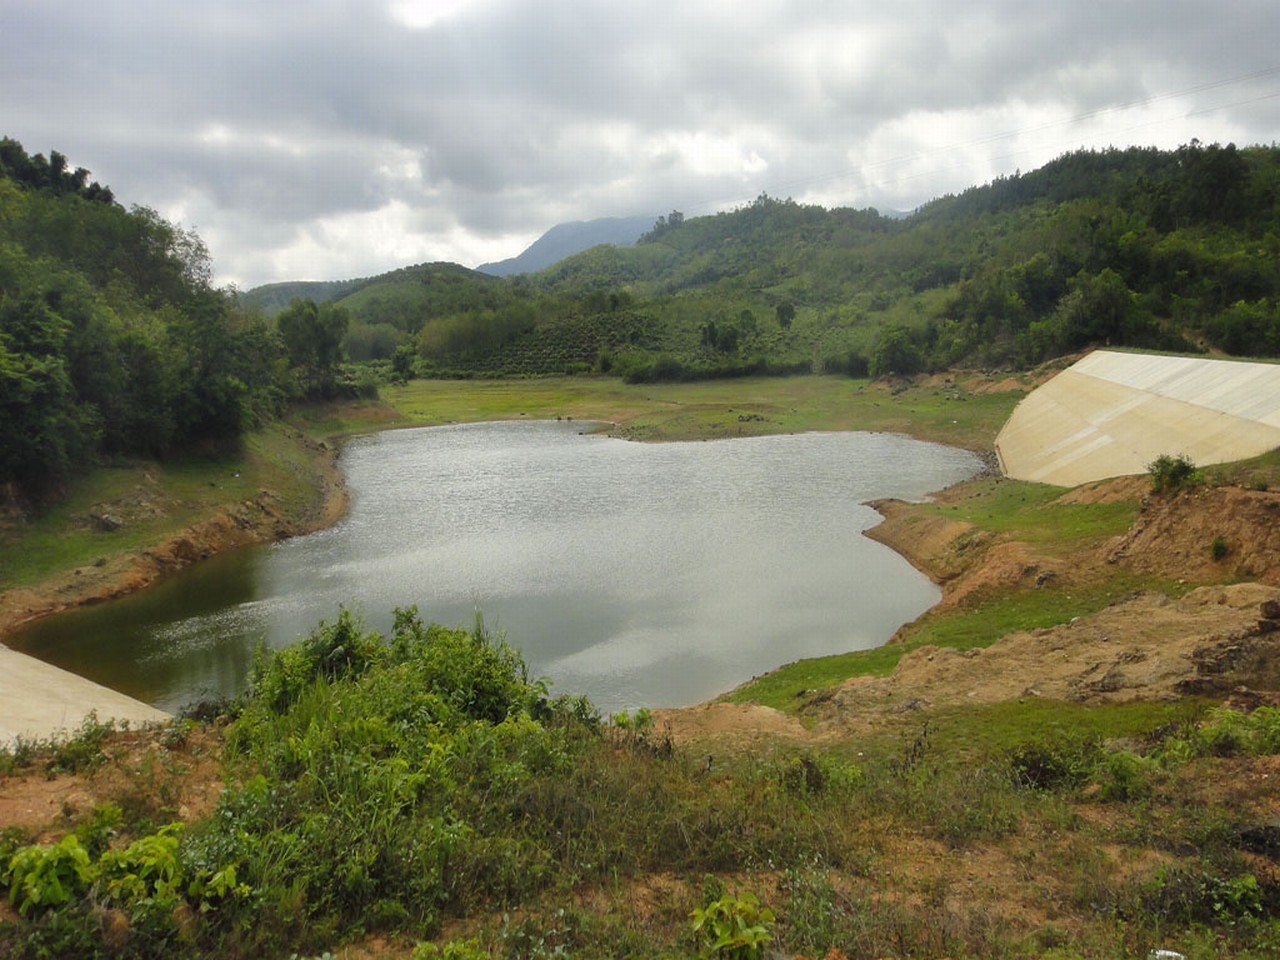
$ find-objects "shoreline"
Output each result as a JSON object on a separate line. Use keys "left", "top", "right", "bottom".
{"left": 0, "top": 413, "right": 977, "bottom": 743}
{"left": 0, "top": 442, "right": 349, "bottom": 643}
{"left": 0, "top": 441, "right": 349, "bottom": 743}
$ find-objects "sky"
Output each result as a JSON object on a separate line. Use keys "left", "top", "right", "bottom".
{"left": 4, "top": 0, "right": 1280, "bottom": 290}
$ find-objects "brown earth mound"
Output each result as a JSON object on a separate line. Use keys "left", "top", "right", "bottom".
{"left": 1107, "top": 485, "right": 1280, "bottom": 584}
{"left": 664, "top": 477, "right": 1280, "bottom": 750}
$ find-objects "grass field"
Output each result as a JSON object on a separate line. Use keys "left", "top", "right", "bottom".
{"left": 378, "top": 374, "right": 1023, "bottom": 450}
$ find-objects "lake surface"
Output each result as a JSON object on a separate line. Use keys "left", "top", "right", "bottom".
{"left": 10, "top": 422, "right": 981, "bottom": 714}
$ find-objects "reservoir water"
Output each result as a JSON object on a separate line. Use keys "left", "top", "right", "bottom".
{"left": 10, "top": 422, "right": 981, "bottom": 714}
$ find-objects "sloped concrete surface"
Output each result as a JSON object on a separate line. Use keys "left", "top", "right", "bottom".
{"left": 996, "top": 351, "right": 1280, "bottom": 486}
{"left": 0, "top": 644, "right": 169, "bottom": 745}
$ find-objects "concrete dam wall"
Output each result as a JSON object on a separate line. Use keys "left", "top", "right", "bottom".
{"left": 995, "top": 350, "right": 1280, "bottom": 487}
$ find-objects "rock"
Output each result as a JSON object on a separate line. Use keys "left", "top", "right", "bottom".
{"left": 92, "top": 513, "right": 123, "bottom": 532}
{"left": 1260, "top": 599, "right": 1280, "bottom": 620}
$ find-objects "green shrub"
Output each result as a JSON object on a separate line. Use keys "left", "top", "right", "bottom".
{"left": 690, "top": 891, "right": 775, "bottom": 960}
{"left": 1005, "top": 736, "right": 1100, "bottom": 790}
{"left": 98, "top": 824, "right": 185, "bottom": 908}
{"left": 1095, "top": 749, "right": 1156, "bottom": 801}
{"left": 1137, "top": 867, "right": 1265, "bottom": 928}
{"left": 1211, "top": 535, "right": 1229, "bottom": 560}
{"left": 1147, "top": 453, "right": 1201, "bottom": 494}
{"left": 1156, "top": 707, "right": 1280, "bottom": 762}
{"left": 4, "top": 835, "right": 95, "bottom": 916}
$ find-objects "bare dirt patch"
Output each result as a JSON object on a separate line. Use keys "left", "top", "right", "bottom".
{"left": 0, "top": 726, "right": 226, "bottom": 840}
{"left": 651, "top": 702, "right": 813, "bottom": 754}
{"left": 811, "top": 583, "right": 1280, "bottom": 740}
{"left": 1107, "top": 484, "right": 1280, "bottom": 584}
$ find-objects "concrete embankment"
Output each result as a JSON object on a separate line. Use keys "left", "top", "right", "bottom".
{"left": 996, "top": 350, "right": 1280, "bottom": 486}
{"left": 0, "top": 645, "right": 170, "bottom": 744}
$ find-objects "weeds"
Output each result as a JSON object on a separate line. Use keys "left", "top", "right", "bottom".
{"left": 690, "top": 891, "right": 775, "bottom": 960}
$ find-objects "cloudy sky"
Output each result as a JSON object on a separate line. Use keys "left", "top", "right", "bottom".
{"left": 4, "top": 1, "right": 1279, "bottom": 289}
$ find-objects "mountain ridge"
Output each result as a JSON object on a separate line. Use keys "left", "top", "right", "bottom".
{"left": 476, "top": 214, "right": 656, "bottom": 276}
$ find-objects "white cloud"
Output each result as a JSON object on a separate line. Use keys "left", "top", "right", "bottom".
{"left": 388, "top": 0, "right": 481, "bottom": 29}
{"left": 2, "top": 0, "right": 1278, "bottom": 287}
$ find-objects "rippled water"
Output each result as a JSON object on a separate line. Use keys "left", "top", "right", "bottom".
{"left": 11, "top": 422, "right": 980, "bottom": 714}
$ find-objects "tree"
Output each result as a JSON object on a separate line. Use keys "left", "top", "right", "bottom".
{"left": 277, "top": 298, "right": 349, "bottom": 397}
{"left": 0, "top": 296, "right": 91, "bottom": 497}
{"left": 869, "top": 324, "right": 924, "bottom": 377}
{"left": 775, "top": 302, "right": 795, "bottom": 329}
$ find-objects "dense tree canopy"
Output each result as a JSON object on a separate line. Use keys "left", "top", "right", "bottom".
{"left": 297, "top": 146, "right": 1280, "bottom": 382}
{"left": 0, "top": 139, "right": 290, "bottom": 501}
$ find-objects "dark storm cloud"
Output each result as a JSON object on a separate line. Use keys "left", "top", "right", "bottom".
{"left": 3, "top": 0, "right": 1278, "bottom": 286}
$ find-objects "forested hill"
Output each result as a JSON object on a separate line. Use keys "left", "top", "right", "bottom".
{"left": 301, "top": 142, "right": 1280, "bottom": 381}
{"left": 0, "top": 138, "right": 339, "bottom": 504}
{"left": 7, "top": 137, "right": 1280, "bottom": 500}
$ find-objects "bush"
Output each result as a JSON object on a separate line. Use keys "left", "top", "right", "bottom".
{"left": 1005, "top": 737, "right": 1100, "bottom": 790}
{"left": 1095, "top": 749, "right": 1156, "bottom": 801}
{"left": 1147, "top": 453, "right": 1200, "bottom": 494}
{"left": 4, "top": 835, "right": 95, "bottom": 916}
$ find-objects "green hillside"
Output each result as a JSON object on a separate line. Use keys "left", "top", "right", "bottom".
{"left": 0, "top": 139, "right": 296, "bottom": 503}
{"left": 235, "top": 278, "right": 372, "bottom": 315}
{"left": 302, "top": 143, "right": 1280, "bottom": 380}
{"left": 0, "top": 137, "right": 377, "bottom": 505}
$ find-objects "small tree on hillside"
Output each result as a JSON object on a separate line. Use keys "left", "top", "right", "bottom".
{"left": 1147, "top": 453, "right": 1200, "bottom": 494}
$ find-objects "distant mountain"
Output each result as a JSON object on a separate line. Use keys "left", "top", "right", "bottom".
{"left": 237, "top": 278, "right": 373, "bottom": 315}
{"left": 476, "top": 215, "right": 656, "bottom": 277}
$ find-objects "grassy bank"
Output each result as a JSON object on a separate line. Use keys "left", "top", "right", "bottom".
{"left": 377, "top": 373, "right": 1022, "bottom": 449}
{"left": 0, "top": 421, "right": 337, "bottom": 593}
{"left": 1, "top": 373, "right": 1020, "bottom": 613}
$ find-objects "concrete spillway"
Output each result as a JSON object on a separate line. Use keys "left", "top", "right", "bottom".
{"left": 995, "top": 350, "right": 1280, "bottom": 487}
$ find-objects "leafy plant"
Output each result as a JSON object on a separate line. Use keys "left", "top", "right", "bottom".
{"left": 690, "top": 891, "right": 776, "bottom": 960}
{"left": 98, "top": 823, "right": 185, "bottom": 907}
{"left": 1095, "top": 748, "right": 1156, "bottom": 802}
{"left": 413, "top": 937, "right": 492, "bottom": 960}
{"left": 3, "top": 835, "right": 95, "bottom": 916}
